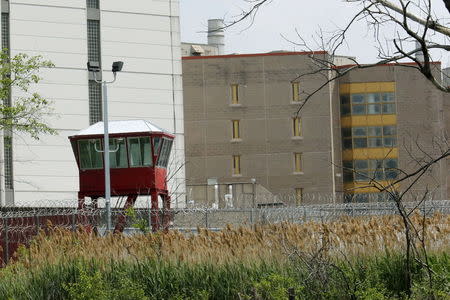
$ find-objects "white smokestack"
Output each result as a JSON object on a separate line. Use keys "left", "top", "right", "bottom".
{"left": 208, "top": 19, "right": 225, "bottom": 55}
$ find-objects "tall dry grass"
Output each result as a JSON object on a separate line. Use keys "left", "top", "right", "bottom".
{"left": 13, "top": 213, "right": 450, "bottom": 270}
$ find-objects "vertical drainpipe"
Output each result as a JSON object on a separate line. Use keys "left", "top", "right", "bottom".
{"left": 328, "top": 65, "right": 337, "bottom": 204}
{"left": 168, "top": 0, "right": 177, "bottom": 207}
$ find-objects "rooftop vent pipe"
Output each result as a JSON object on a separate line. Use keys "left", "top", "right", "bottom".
{"left": 208, "top": 19, "right": 225, "bottom": 55}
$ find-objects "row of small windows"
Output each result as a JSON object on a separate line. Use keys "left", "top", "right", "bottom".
{"left": 232, "top": 153, "right": 302, "bottom": 175}
{"left": 343, "top": 158, "right": 399, "bottom": 182}
{"left": 231, "top": 118, "right": 302, "bottom": 140}
{"left": 341, "top": 92, "right": 396, "bottom": 116}
{"left": 342, "top": 125, "right": 397, "bottom": 149}
{"left": 230, "top": 82, "right": 302, "bottom": 104}
{"left": 78, "top": 136, "right": 173, "bottom": 170}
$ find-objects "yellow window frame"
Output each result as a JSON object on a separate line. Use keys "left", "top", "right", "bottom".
{"left": 232, "top": 120, "right": 240, "bottom": 139}
{"left": 294, "top": 153, "right": 302, "bottom": 172}
{"left": 231, "top": 84, "right": 239, "bottom": 104}
{"left": 293, "top": 117, "right": 302, "bottom": 137}
{"left": 233, "top": 155, "right": 241, "bottom": 175}
{"left": 292, "top": 82, "right": 300, "bottom": 102}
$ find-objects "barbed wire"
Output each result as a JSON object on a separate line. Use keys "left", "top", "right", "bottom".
{"left": 0, "top": 199, "right": 448, "bottom": 264}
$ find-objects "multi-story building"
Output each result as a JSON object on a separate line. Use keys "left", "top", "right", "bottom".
{"left": 182, "top": 51, "right": 449, "bottom": 206}
{"left": 0, "top": 0, "right": 185, "bottom": 207}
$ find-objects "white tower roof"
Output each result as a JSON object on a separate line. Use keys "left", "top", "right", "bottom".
{"left": 72, "top": 120, "right": 170, "bottom": 136}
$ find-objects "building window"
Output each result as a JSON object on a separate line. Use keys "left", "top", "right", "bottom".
{"left": 88, "top": 80, "right": 102, "bottom": 124}
{"left": 156, "top": 138, "right": 173, "bottom": 168}
{"left": 342, "top": 125, "right": 397, "bottom": 150}
{"left": 109, "top": 138, "right": 128, "bottom": 168}
{"left": 232, "top": 155, "right": 241, "bottom": 175}
{"left": 128, "top": 136, "right": 153, "bottom": 167}
{"left": 294, "top": 153, "right": 302, "bottom": 173}
{"left": 292, "top": 117, "right": 302, "bottom": 137}
{"left": 87, "top": 19, "right": 101, "bottom": 63}
{"left": 292, "top": 82, "right": 300, "bottom": 102}
{"left": 344, "top": 158, "right": 399, "bottom": 182}
{"left": 86, "top": 0, "right": 99, "bottom": 9}
{"left": 295, "top": 188, "right": 303, "bottom": 205}
{"left": 232, "top": 120, "right": 240, "bottom": 139}
{"left": 341, "top": 92, "right": 396, "bottom": 116}
{"left": 231, "top": 84, "right": 239, "bottom": 104}
{"left": 78, "top": 139, "right": 103, "bottom": 170}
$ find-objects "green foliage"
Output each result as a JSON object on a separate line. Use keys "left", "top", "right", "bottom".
{"left": 252, "top": 273, "right": 303, "bottom": 300}
{"left": 125, "top": 207, "right": 149, "bottom": 234}
{"left": 0, "top": 50, "right": 56, "bottom": 139}
{"left": 64, "top": 265, "right": 109, "bottom": 300}
{"left": 0, "top": 252, "right": 448, "bottom": 299}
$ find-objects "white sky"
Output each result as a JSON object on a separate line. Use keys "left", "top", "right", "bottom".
{"left": 180, "top": 0, "right": 450, "bottom": 66}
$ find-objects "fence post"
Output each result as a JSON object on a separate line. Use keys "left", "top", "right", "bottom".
{"left": 71, "top": 209, "right": 77, "bottom": 232}
{"left": 288, "top": 287, "right": 295, "bottom": 300}
{"left": 205, "top": 209, "right": 209, "bottom": 229}
{"left": 3, "top": 217, "right": 9, "bottom": 265}
{"left": 249, "top": 208, "right": 253, "bottom": 224}
{"left": 35, "top": 215, "right": 40, "bottom": 234}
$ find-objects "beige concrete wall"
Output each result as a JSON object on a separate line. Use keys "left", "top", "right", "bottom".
{"left": 183, "top": 53, "right": 337, "bottom": 203}
{"left": 183, "top": 54, "right": 448, "bottom": 204}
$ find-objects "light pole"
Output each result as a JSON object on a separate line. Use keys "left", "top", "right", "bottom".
{"left": 87, "top": 61, "right": 124, "bottom": 232}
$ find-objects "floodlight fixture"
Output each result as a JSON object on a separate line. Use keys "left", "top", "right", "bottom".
{"left": 112, "top": 61, "right": 124, "bottom": 73}
{"left": 87, "top": 61, "right": 101, "bottom": 73}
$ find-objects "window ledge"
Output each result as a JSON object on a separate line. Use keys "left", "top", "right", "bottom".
{"left": 232, "top": 174, "right": 242, "bottom": 177}
{"left": 293, "top": 172, "right": 304, "bottom": 175}
{"left": 291, "top": 136, "right": 304, "bottom": 141}
{"left": 230, "top": 103, "right": 243, "bottom": 107}
{"left": 230, "top": 138, "right": 242, "bottom": 143}
{"left": 290, "top": 101, "right": 305, "bottom": 105}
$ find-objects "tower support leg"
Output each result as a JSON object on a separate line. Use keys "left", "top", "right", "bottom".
{"left": 114, "top": 195, "right": 138, "bottom": 234}
{"left": 78, "top": 193, "right": 85, "bottom": 209}
{"left": 150, "top": 191, "right": 159, "bottom": 232}
{"left": 162, "top": 194, "right": 171, "bottom": 232}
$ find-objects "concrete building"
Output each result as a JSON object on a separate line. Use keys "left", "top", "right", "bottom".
{"left": 182, "top": 51, "right": 449, "bottom": 206}
{"left": 0, "top": 0, "right": 185, "bottom": 207}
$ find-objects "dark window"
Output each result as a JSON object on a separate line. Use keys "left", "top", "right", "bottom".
{"left": 352, "top": 127, "right": 367, "bottom": 136}
{"left": 352, "top": 104, "right": 366, "bottom": 115}
{"left": 353, "top": 138, "right": 367, "bottom": 148}
{"left": 382, "top": 103, "right": 396, "bottom": 114}
{"left": 157, "top": 138, "right": 173, "bottom": 168}
{"left": 351, "top": 94, "right": 365, "bottom": 104}
{"left": 79, "top": 139, "right": 103, "bottom": 170}
{"left": 109, "top": 138, "right": 128, "bottom": 168}
{"left": 128, "top": 137, "right": 152, "bottom": 167}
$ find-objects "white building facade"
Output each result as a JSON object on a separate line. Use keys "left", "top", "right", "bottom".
{"left": 0, "top": 0, "right": 185, "bottom": 207}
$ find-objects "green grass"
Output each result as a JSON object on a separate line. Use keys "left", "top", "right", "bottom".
{"left": 0, "top": 252, "right": 448, "bottom": 299}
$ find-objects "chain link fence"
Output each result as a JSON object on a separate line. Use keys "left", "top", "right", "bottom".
{"left": 0, "top": 199, "right": 449, "bottom": 264}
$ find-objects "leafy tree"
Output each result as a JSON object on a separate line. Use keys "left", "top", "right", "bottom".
{"left": 0, "top": 50, "right": 56, "bottom": 139}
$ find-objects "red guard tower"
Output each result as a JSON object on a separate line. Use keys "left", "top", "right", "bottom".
{"left": 68, "top": 120, "right": 174, "bottom": 232}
